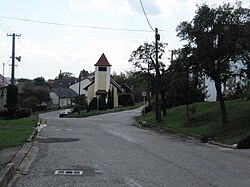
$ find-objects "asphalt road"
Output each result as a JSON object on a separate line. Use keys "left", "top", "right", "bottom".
{"left": 11, "top": 108, "right": 250, "bottom": 187}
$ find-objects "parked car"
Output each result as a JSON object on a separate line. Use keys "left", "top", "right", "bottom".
{"left": 59, "top": 110, "right": 68, "bottom": 118}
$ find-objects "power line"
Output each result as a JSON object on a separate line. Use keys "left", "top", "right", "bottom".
{"left": 0, "top": 18, "right": 15, "bottom": 32}
{"left": 139, "top": 0, "right": 154, "bottom": 32}
{"left": 0, "top": 16, "right": 153, "bottom": 33}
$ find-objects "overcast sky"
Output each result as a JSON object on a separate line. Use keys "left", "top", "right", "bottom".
{"left": 0, "top": 0, "right": 249, "bottom": 80}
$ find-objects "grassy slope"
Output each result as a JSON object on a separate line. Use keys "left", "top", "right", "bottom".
{"left": 0, "top": 116, "right": 37, "bottom": 150}
{"left": 136, "top": 99, "right": 250, "bottom": 145}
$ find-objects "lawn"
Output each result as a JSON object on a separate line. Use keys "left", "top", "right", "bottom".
{"left": 136, "top": 99, "right": 250, "bottom": 145}
{"left": 0, "top": 116, "right": 37, "bottom": 150}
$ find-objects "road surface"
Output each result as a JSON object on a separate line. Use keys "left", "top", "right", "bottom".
{"left": 11, "top": 108, "right": 250, "bottom": 187}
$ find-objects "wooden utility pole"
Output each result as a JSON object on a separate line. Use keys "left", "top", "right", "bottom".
{"left": 7, "top": 33, "right": 21, "bottom": 85}
{"left": 155, "top": 28, "right": 161, "bottom": 122}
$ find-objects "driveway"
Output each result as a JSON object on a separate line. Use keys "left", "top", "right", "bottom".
{"left": 12, "top": 108, "right": 250, "bottom": 187}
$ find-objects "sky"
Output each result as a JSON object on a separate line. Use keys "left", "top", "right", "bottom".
{"left": 0, "top": 0, "right": 249, "bottom": 80}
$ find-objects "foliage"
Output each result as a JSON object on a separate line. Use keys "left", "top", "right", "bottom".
{"left": 107, "top": 90, "right": 114, "bottom": 109}
{"left": 14, "top": 108, "right": 32, "bottom": 119}
{"left": 176, "top": 2, "right": 250, "bottom": 126}
{"left": 33, "top": 77, "right": 46, "bottom": 86}
{"left": 6, "top": 85, "right": 18, "bottom": 108}
{"left": 119, "top": 93, "right": 134, "bottom": 107}
{"left": 237, "top": 135, "right": 250, "bottom": 149}
{"left": 141, "top": 104, "right": 153, "bottom": 115}
{"left": 87, "top": 97, "right": 97, "bottom": 112}
{"left": 79, "top": 69, "right": 89, "bottom": 78}
{"left": 19, "top": 81, "right": 50, "bottom": 112}
{"left": 75, "top": 94, "right": 86, "bottom": 109}
{"left": 22, "top": 96, "right": 39, "bottom": 111}
{"left": 57, "top": 72, "right": 75, "bottom": 79}
{"left": 112, "top": 71, "right": 148, "bottom": 102}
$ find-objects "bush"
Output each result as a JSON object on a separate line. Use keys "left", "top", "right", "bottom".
{"left": 141, "top": 104, "right": 153, "bottom": 115}
{"left": 0, "top": 110, "right": 10, "bottom": 118}
{"left": 87, "top": 98, "right": 97, "bottom": 112}
{"left": 237, "top": 135, "right": 250, "bottom": 149}
{"left": 119, "top": 94, "right": 135, "bottom": 107}
{"left": 14, "top": 108, "right": 32, "bottom": 119}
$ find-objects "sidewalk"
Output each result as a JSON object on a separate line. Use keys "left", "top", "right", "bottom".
{"left": 0, "top": 127, "right": 38, "bottom": 187}
{"left": 0, "top": 146, "right": 22, "bottom": 167}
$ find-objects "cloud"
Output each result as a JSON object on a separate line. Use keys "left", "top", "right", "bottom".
{"left": 68, "top": 0, "right": 109, "bottom": 11}
{"left": 121, "top": 0, "right": 161, "bottom": 16}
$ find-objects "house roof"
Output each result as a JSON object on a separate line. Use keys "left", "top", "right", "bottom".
{"left": 121, "top": 83, "right": 134, "bottom": 94}
{"left": 51, "top": 88, "right": 78, "bottom": 98}
{"left": 0, "top": 74, "right": 10, "bottom": 87}
{"left": 83, "top": 78, "right": 122, "bottom": 92}
{"left": 95, "top": 53, "right": 112, "bottom": 67}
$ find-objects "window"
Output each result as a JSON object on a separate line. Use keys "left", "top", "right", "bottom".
{"left": 99, "top": 67, "right": 107, "bottom": 71}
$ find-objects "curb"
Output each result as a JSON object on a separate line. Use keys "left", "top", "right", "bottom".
{"left": 0, "top": 125, "right": 39, "bottom": 187}
{"left": 138, "top": 121, "right": 236, "bottom": 149}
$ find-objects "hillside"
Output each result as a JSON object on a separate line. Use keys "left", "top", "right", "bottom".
{"left": 136, "top": 99, "right": 250, "bottom": 145}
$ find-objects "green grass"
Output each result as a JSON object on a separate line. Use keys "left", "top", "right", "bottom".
{"left": 136, "top": 99, "right": 250, "bottom": 145}
{"left": 0, "top": 116, "right": 37, "bottom": 150}
{"left": 69, "top": 102, "right": 143, "bottom": 118}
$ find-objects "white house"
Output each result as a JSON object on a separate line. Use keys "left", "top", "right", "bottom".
{"left": 204, "top": 61, "right": 245, "bottom": 101}
{"left": 69, "top": 73, "right": 94, "bottom": 96}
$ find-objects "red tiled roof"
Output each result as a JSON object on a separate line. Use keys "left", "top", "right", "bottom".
{"left": 95, "top": 53, "right": 112, "bottom": 67}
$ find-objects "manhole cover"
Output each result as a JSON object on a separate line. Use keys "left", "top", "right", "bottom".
{"left": 54, "top": 170, "right": 83, "bottom": 175}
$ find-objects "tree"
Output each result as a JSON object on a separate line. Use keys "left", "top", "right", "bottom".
{"left": 5, "top": 85, "right": 18, "bottom": 116}
{"left": 129, "top": 42, "right": 167, "bottom": 121}
{"left": 167, "top": 48, "right": 205, "bottom": 120}
{"left": 34, "top": 77, "right": 46, "bottom": 86}
{"left": 176, "top": 2, "right": 250, "bottom": 126}
{"left": 79, "top": 69, "right": 89, "bottom": 78}
{"left": 19, "top": 81, "right": 50, "bottom": 111}
{"left": 56, "top": 72, "right": 75, "bottom": 79}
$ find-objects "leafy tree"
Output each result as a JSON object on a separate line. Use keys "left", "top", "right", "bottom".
{"left": 5, "top": 85, "right": 18, "bottom": 116}
{"left": 129, "top": 42, "right": 168, "bottom": 121}
{"left": 176, "top": 2, "right": 250, "bottom": 126}
{"left": 79, "top": 69, "right": 89, "bottom": 78}
{"left": 19, "top": 81, "right": 50, "bottom": 111}
{"left": 34, "top": 77, "right": 46, "bottom": 85}
{"left": 57, "top": 72, "right": 75, "bottom": 79}
{"left": 167, "top": 48, "right": 205, "bottom": 120}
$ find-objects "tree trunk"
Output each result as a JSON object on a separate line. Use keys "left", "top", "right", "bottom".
{"left": 161, "top": 91, "right": 167, "bottom": 116}
{"left": 186, "top": 104, "right": 190, "bottom": 121}
{"left": 215, "top": 80, "right": 228, "bottom": 127}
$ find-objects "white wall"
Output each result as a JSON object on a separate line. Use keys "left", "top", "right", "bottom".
{"left": 69, "top": 78, "right": 92, "bottom": 96}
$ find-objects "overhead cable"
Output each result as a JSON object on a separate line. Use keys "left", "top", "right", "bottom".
{"left": 0, "top": 16, "right": 153, "bottom": 33}
{"left": 139, "top": 0, "right": 154, "bottom": 32}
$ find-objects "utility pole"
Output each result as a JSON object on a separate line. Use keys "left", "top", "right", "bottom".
{"left": 155, "top": 28, "right": 161, "bottom": 123}
{"left": 7, "top": 33, "right": 21, "bottom": 85}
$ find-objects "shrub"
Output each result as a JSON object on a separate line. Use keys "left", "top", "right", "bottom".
{"left": 237, "top": 135, "right": 250, "bottom": 149}
{"left": 14, "top": 108, "right": 32, "bottom": 119}
{"left": 141, "top": 104, "right": 153, "bottom": 115}
{"left": 119, "top": 94, "right": 134, "bottom": 107}
{"left": 87, "top": 98, "right": 97, "bottom": 112}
